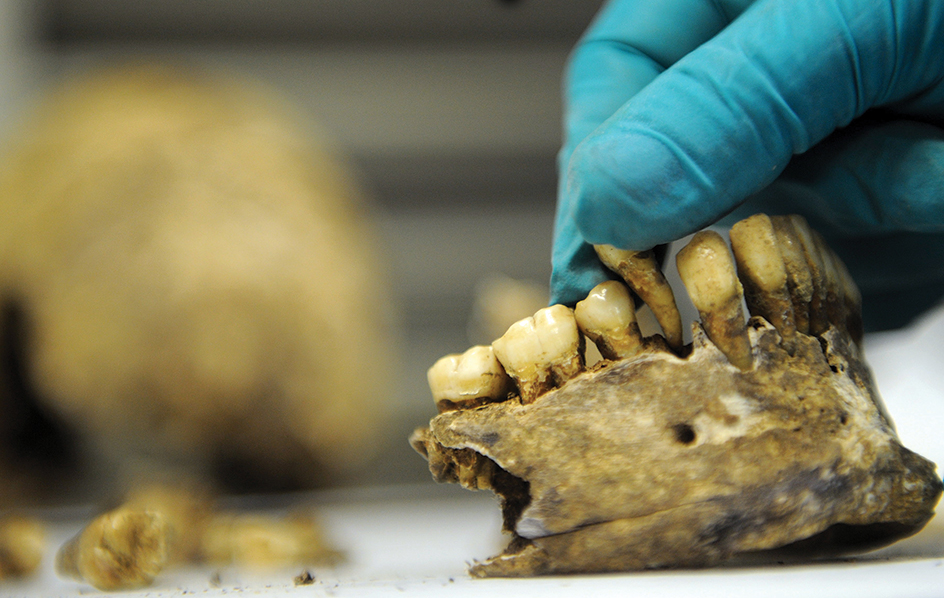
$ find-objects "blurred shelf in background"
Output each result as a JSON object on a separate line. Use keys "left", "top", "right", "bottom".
{"left": 4, "top": 0, "right": 604, "bottom": 483}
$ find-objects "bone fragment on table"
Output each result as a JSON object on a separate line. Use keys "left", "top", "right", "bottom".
{"left": 676, "top": 231, "right": 753, "bottom": 370}
{"left": 0, "top": 515, "right": 46, "bottom": 579}
{"left": 201, "top": 512, "right": 340, "bottom": 569}
{"left": 491, "top": 304, "right": 583, "bottom": 403}
{"left": 55, "top": 507, "right": 171, "bottom": 591}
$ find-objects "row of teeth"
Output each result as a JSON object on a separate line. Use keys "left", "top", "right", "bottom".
{"left": 428, "top": 214, "right": 861, "bottom": 412}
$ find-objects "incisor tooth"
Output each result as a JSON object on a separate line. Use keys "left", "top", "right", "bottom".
{"left": 575, "top": 281, "right": 643, "bottom": 360}
{"left": 492, "top": 305, "right": 582, "bottom": 404}
{"left": 676, "top": 231, "right": 752, "bottom": 370}
{"left": 427, "top": 346, "right": 512, "bottom": 412}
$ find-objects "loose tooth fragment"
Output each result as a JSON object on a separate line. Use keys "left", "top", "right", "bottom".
{"left": 56, "top": 507, "right": 171, "bottom": 591}
{"left": 676, "top": 231, "right": 752, "bottom": 370}
{"left": 492, "top": 305, "right": 583, "bottom": 404}
{"left": 574, "top": 280, "right": 644, "bottom": 360}
{"left": 593, "top": 245, "right": 683, "bottom": 351}
{"left": 201, "top": 512, "right": 341, "bottom": 569}
{"left": 0, "top": 515, "right": 46, "bottom": 579}
{"left": 729, "top": 213, "right": 796, "bottom": 342}
{"left": 427, "top": 345, "right": 512, "bottom": 412}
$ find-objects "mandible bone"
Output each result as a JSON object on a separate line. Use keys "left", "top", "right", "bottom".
{"left": 412, "top": 213, "right": 942, "bottom": 576}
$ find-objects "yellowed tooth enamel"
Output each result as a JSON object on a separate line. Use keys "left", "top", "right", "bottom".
{"left": 575, "top": 281, "right": 643, "bottom": 361}
{"left": 492, "top": 305, "right": 582, "bottom": 404}
{"left": 676, "top": 231, "right": 753, "bottom": 370}
{"left": 729, "top": 214, "right": 796, "bottom": 342}
{"left": 427, "top": 345, "right": 512, "bottom": 412}
{"left": 593, "top": 245, "right": 683, "bottom": 351}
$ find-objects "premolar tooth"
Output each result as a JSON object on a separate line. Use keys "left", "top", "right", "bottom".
{"left": 593, "top": 245, "right": 683, "bottom": 351}
{"left": 427, "top": 345, "right": 512, "bottom": 413}
{"left": 492, "top": 305, "right": 583, "bottom": 404}
{"left": 575, "top": 281, "right": 643, "bottom": 360}
{"left": 676, "top": 231, "right": 753, "bottom": 370}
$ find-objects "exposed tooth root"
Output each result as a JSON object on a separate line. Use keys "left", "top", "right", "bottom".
{"left": 770, "top": 216, "right": 814, "bottom": 334}
{"left": 676, "top": 231, "right": 753, "bottom": 370}
{"left": 782, "top": 215, "right": 829, "bottom": 336}
{"left": 492, "top": 305, "right": 583, "bottom": 404}
{"left": 593, "top": 245, "right": 683, "bottom": 351}
{"left": 729, "top": 214, "right": 796, "bottom": 342}
{"left": 574, "top": 281, "right": 644, "bottom": 360}
{"left": 427, "top": 345, "right": 513, "bottom": 413}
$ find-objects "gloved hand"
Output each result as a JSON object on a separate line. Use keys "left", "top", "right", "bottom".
{"left": 552, "top": 0, "right": 944, "bottom": 331}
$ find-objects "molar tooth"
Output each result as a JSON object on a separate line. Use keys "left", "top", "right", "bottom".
{"left": 770, "top": 216, "right": 814, "bottom": 334}
{"left": 676, "top": 231, "right": 753, "bottom": 370}
{"left": 783, "top": 215, "right": 829, "bottom": 336}
{"left": 492, "top": 305, "right": 583, "bottom": 404}
{"left": 729, "top": 214, "right": 796, "bottom": 342}
{"left": 427, "top": 345, "right": 512, "bottom": 413}
{"left": 812, "top": 233, "right": 863, "bottom": 345}
{"left": 593, "top": 245, "right": 683, "bottom": 351}
{"left": 574, "top": 281, "right": 643, "bottom": 360}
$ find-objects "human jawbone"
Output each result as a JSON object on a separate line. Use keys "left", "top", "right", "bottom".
{"left": 411, "top": 213, "right": 943, "bottom": 576}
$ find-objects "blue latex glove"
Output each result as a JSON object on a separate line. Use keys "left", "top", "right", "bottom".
{"left": 552, "top": 0, "right": 944, "bottom": 331}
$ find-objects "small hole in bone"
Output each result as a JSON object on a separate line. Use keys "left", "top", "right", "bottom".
{"left": 839, "top": 412, "right": 848, "bottom": 425}
{"left": 672, "top": 424, "right": 697, "bottom": 445}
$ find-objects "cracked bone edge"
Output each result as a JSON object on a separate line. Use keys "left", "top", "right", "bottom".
{"left": 427, "top": 345, "right": 512, "bottom": 412}
{"left": 593, "top": 244, "right": 683, "bottom": 351}
{"left": 676, "top": 230, "right": 753, "bottom": 370}
{"left": 0, "top": 515, "right": 46, "bottom": 579}
{"left": 729, "top": 213, "right": 796, "bottom": 342}
{"left": 783, "top": 215, "right": 830, "bottom": 336}
{"left": 574, "top": 280, "right": 644, "bottom": 360}
{"left": 770, "top": 216, "right": 814, "bottom": 335}
{"left": 55, "top": 507, "right": 170, "bottom": 591}
{"left": 492, "top": 304, "right": 583, "bottom": 404}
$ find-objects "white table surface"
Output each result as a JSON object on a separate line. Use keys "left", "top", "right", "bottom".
{"left": 5, "top": 304, "right": 944, "bottom": 598}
